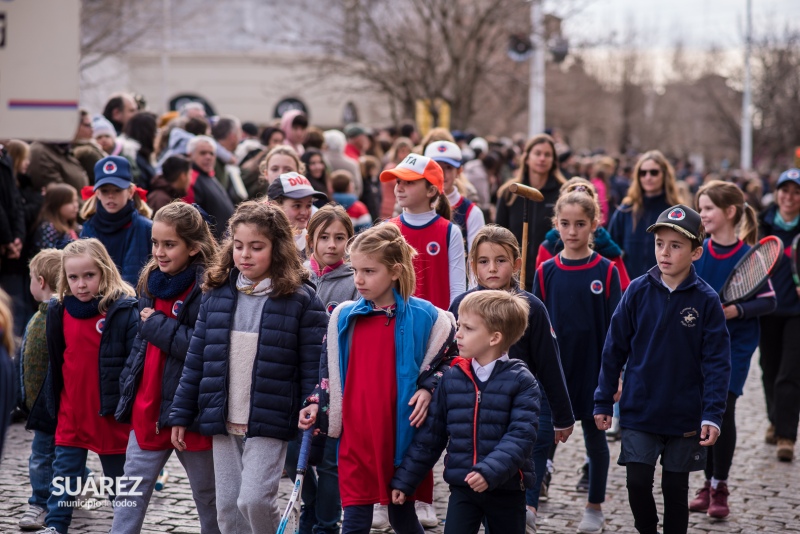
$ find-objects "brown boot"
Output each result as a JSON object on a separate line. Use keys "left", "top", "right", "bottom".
{"left": 765, "top": 424, "right": 778, "bottom": 445}
{"left": 777, "top": 438, "right": 795, "bottom": 462}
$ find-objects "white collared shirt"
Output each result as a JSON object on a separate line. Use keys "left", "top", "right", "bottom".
{"left": 471, "top": 353, "right": 509, "bottom": 382}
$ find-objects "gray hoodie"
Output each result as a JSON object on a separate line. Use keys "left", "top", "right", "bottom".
{"left": 304, "top": 260, "right": 359, "bottom": 314}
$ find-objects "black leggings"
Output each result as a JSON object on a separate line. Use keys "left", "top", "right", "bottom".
{"left": 626, "top": 463, "right": 689, "bottom": 534}
{"left": 704, "top": 391, "right": 738, "bottom": 481}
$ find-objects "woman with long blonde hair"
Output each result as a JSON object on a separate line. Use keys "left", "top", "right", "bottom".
{"left": 607, "top": 150, "right": 681, "bottom": 279}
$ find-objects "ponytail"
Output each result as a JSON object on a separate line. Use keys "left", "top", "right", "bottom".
{"left": 740, "top": 202, "right": 759, "bottom": 246}
{"left": 433, "top": 189, "right": 451, "bottom": 220}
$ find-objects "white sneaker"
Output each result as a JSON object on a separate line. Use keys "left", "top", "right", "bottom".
{"left": 371, "top": 504, "right": 391, "bottom": 531}
{"left": 577, "top": 507, "right": 605, "bottom": 533}
{"left": 415, "top": 500, "right": 439, "bottom": 529}
{"left": 526, "top": 508, "right": 538, "bottom": 533}
{"left": 18, "top": 505, "right": 46, "bottom": 530}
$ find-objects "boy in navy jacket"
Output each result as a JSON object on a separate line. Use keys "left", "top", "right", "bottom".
{"left": 594, "top": 205, "right": 731, "bottom": 534}
{"left": 391, "top": 290, "right": 540, "bottom": 534}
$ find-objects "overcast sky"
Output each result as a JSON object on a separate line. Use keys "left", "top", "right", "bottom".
{"left": 556, "top": 0, "right": 800, "bottom": 51}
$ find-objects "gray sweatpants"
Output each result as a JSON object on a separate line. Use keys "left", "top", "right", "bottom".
{"left": 111, "top": 431, "right": 220, "bottom": 534}
{"left": 212, "top": 434, "right": 288, "bottom": 534}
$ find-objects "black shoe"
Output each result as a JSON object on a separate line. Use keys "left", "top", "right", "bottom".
{"left": 576, "top": 463, "right": 589, "bottom": 493}
{"left": 540, "top": 469, "right": 552, "bottom": 501}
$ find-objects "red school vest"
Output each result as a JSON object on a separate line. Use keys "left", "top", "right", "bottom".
{"left": 57, "top": 311, "right": 131, "bottom": 455}
{"left": 390, "top": 214, "right": 452, "bottom": 309}
{"left": 132, "top": 283, "right": 212, "bottom": 451}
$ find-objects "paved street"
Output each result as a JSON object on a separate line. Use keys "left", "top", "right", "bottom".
{"left": 1, "top": 352, "right": 799, "bottom": 533}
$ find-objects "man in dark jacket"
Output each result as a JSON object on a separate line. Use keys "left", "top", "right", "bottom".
{"left": 186, "top": 136, "right": 234, "bottom": 240}
{"left": 391, "top": 291, "right": 540, "bottom": 534}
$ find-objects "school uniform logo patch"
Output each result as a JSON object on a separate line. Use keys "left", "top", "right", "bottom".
{"left": 326, "top": 301, "right": 339, "bottom": 315}
{"left": 103, "top": 161, "right": 117, "bottom": 175}
{"left": 426, "top": 241, "right": 441, "bottom": 256}
{"left": 96, "top": 318, "right": 105, "bottom": 333}
{"left": 172, "top": 300, "right": 183, "bottom": 317}
{"left": 590, "top": 280, "right": 603, "bottom": 294}
{"left": 680, "top": 307, "right": 698, "bottom": 327}
{"left": 668, "top": 208, "right": 686, "bottom": 221}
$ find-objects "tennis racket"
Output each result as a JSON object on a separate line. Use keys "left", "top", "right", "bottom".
{"left": 791, "top": 234, "right": 800, "bottom": 287}
{"left": 277, "top": 428, "right": 314, "bottom": 534}
{"left": 720, "top": 236, "right": 783, "bottom": 305}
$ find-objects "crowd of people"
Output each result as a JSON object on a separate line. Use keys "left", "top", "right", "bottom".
{"left": 0, "top": 91, "right": 798, "bottom": 534}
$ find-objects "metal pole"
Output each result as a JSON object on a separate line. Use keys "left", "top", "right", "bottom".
{"left": 529, "top": 0, "right": 545, "bottom": 137}
{"left": 741, "top": 0, "right": 752, "bottom": 170}
{"left": 160, "top": 0, "right": 171, "bottom": 113}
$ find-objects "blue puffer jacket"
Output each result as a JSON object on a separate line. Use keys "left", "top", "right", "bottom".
{"left": 26, "top": 296, "right": 138, "bottom": 435}
{"left": 169, "top": 270, "right": 327, "bottom": 440}
{"left": 81, "top": 211, "right": 152, "bottom": 287}
{"left": 116, "top": 266, "right": 205, "bottom": 431}
{"left": 392, "top": 357, "right": 540, "bottom": 494}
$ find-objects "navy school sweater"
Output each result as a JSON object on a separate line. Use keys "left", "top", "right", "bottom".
{"left": 450, "top": 287, "right": 574, "bottom": 430}
{"left": 533, "top": 253, "right": 621, "bottom": 420}
{"left": 593, "top": 265, "right": 731, "bottom": 435}
{"left": 758, "top": 205, "right": 800, "bottom": 317}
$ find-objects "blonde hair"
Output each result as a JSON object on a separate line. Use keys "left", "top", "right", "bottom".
{"left": 204, "top": 201, "right": 309, "bottom": 297}
{"left": 348, "top": 224, "right": 417, "bottom": 301}
{"left": 469, "top": 225, "right": 521, "bottom": 287}
{"left": 0, "top": 288, "right": 14, "bottom": 354}
{"left": 696, "top": 180, "right": 759, "bottom": 245}
{"left": 625, "top": 150, "right": 681, "bottom": 228}
{"left": 6, "top": 139, "right": 30, "bottom": 179}
{"left": 57, "top": 238, "right": 136, "bottom": 313}
{"left": 29, "top": 248, "right": 64, "bottom": 290}
{"left": 498, "top": 134, "right": 566, "bottom": 205}
{"left": 418, "top": 127, "right": 455, "bottom": 154}
{"left": 80, "top": 184, "right": 153, "bottom": 220}
{"left": 258, "top": 145, "right": 305, "bottom": 181}
{"left": 138, "top": 202, "right": 219, "bottom": 297}
{"left": 457, "top": 290, "right": 530, "bottom": 353}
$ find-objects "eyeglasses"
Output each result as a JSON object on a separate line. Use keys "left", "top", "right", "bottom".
{"left": 638, "top": 168, "right": 661, "bottom": 177}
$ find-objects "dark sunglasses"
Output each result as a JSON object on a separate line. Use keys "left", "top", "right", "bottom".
{"left": 638, "top": 168, "right": 661, "bottom": 177}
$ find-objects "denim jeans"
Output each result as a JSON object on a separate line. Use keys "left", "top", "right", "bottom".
{"left": 285, "top": 436, "right": 341, "bottom": 534}
{"left": 581, "top": 417, "right": 610, "bottom": 504}
{"left": 527, "top": 393, "right": 553, "bottom": 508}
{"left": 29, "top": 431, "right": 56, "bottom": 509}
{"left": 45, "top": 446, "right": 125, "bottom": 534}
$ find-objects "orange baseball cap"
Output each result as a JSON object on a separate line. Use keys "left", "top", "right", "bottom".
{"left": 379, "top": 153, "right": 444, "bottom": 193}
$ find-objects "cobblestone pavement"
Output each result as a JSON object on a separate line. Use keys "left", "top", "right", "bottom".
{"left": 2, "top": 352, "right": 799, "bottom": 533}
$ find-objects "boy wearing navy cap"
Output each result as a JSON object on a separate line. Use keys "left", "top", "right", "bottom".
{"left": 268, "top": 172, "right": 328, "bottom": 260}
{"left": 594, "top": 204, "right": 731, "bottom": 534}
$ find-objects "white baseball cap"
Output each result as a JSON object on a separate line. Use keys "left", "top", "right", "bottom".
{"left": 424, "top": 141, "right": 463, "bottom": 169}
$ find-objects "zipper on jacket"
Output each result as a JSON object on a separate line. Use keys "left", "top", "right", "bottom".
{"left": 155, "top": 422, "right": 160, "bottom": 435}
{"left": 458, "top": 365, "right": 481, "bottom": 465}
{"left": 97, "top": 304, "right": 121, "bottom": 417}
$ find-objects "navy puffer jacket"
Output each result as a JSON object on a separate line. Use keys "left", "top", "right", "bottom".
{"left": 392, "top": 357, "right": 540, "bottom": 494}
{"left": 116, "top": 266, "right": 205, "bottom": 431}
{"left": 27, "top": 296, "right": 138, "bottom": 434}
{"left": 169, "top": 270, "right": 327, "bottom": 439}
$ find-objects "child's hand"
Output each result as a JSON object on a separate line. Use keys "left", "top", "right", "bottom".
{"left": 408, "top": 389, "right": 432, "bottom": 427}
{"left": 171, "top": 426, "right": 187, "bottom": 451}
{"left": 465, "top": 471, "right": 488, "bottom": 492}
{"left": 554, "top": 425, "right": 574, "bottom": 443}
{"left": 140, "top": 307, "right": 155, "bottom": 321}
{"left": 722, "top": 305, "right": 739, "bottom": 320}
{"left": 391, "top": 489, "right": 406, "bottom": 505}
{"left": 700, "top": 424, "right": 720, "bottom": 446}
{"left": 595, "top": 414, "right": 612, "bottom": 431}
{"left": 298, "top": 405, "right": 318, "bottom": 429}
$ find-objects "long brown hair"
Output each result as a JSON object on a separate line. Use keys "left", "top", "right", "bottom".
{"left": 57, "top": 238, "right": 136, "bottom": 314}
{"left": 6, "top": 139, "right": 30, "bottom": 179}
{"left": 696, "top": 180, "right": 759, "bottom": 245}
{"left": 137, "top": 202, "right": 219, "bottom": 297}
{"left": 203, "top": 201, "right": 309, "bottom": 297}
{"left": 0, "top": 288, "right": 14, "bottom": 354}
{"left": 307, "top": 204, "right": 355, "bottom": 257}
{"left": 624, "top": 150, "right": 681, "bottom": 228}
{"left": 348, "top": 223, "right": 417, "bottom": 301}
{"left": 36, "top": 183, "right": 79, "bottom": 235}
{"left": 498, "top": 134, "right": 565, "bottom": 205}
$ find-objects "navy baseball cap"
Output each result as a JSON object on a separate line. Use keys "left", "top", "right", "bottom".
{"left": 777, "top": 168, "right": 800, "bottom": 189}
{"left": 647, "top": 204, "right": 703, "bottom": 242}
{"left": 93, "top": 156, "right": 133, "bottom": 191}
